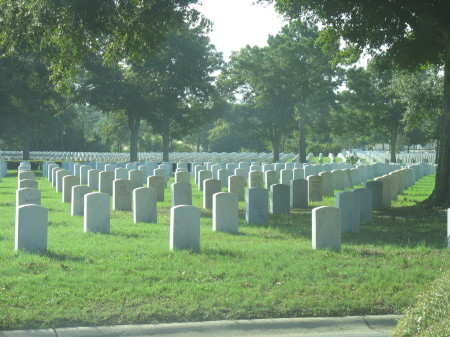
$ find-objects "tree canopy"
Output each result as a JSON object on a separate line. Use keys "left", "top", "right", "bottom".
{"left": 263, "top": 0, "right": 450, "bottom": 207}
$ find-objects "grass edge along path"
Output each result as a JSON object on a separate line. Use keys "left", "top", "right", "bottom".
{"left": 0, "top": 172, "right": 448, "bottom": 330}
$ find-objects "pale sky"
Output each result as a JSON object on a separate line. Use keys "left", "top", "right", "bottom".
{"left": 195, "top": 0, "right": 286, "bottom": 60}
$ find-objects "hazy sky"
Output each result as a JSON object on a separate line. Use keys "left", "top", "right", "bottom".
{"left": 196, "top": 0, "right": 285, "bottom": 60}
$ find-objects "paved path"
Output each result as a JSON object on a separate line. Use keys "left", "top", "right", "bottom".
{"left": 0, "top": 315, "right": 401, "bottom": 337}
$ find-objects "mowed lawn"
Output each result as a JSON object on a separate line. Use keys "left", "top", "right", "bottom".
{"left": 0, "top": 170, "right": 448, "bottom": 330}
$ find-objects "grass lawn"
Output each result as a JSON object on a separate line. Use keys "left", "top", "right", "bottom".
{"left": 0, "top": 170, "right": 448, "bottom": 330}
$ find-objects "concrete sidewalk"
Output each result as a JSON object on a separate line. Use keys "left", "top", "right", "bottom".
{"left": 0, "top": 315, "right": 401, "bottom": 337}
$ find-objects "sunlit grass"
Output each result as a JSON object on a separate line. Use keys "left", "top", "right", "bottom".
{"left": 0, "top": 171, "right": 448, "bottom": 330}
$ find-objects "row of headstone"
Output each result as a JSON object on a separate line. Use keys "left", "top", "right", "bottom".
{"left": 15, "top": 165, "right": 47, "bottom": 252}
{"left": 311, "top": 166, "right": 432, "bottom": 251}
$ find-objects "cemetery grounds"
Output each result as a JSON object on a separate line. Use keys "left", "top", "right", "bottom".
{"left": 0, "top": 168, "right": 449, "bottom": 330}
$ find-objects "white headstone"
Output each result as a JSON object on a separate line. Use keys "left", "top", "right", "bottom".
{"left": 129, "top": 169, "right": 144, "bottom": 190}
{"left": 228, "top": 175, "right": 245, "bottom": 201}
{"left": 62, "top": 175, "right": 80, "bottom": 203}
{"left": 171, "top": 182, "right": 192, "bottom": 207}
{"left": 87, "top": 169, "right": 100, "bottom": 190}
{"left": 133, "top": 187, "right": 157, "bottom": 223}
{"left": 246, "top": 187, "right": 268, "bottom": 225}
{"left": 18, "top": 179, "right": 38, "bottom": 189}
{"left": 270, "top": 184, "right": 290, "bottom": 215}
{"left": 71, "top": 185, "right": 93, "bottom": 216}
{"left": 84, "top": 192, "right": 110, "bottom": 234}
{"left": 312, "top": 206, "right": 341, "bottom": 250}
{"left": 99, "top": 171, "right": 114, "bottom": 196}
{"left": 170, "top": 205, "right": 200, "bottom": 252}
{"left": 213, "top": 192, "right": 238, "bottom": 233}
{"left": 113, "top": 179, "right": 132, "bottom": 211}
{"left": 16, "top": 188, "right": 41, "bottom": 206}
{"left": 148, "top": 175, "right": 165, "bottom": 202}
{"left": 15, "top": 204, "right": 48, "bottom": 252}
{"left": 203, "top": 179, "right": 221, "bottom": 209}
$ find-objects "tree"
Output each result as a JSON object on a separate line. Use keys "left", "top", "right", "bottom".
{"left": 75, "top": 56, "right": 148, "bottom": 161}
{"left": 262, "top": 0, "right": 450, "bottom": 206}
{"left": 336, "top": 59, "right": 407, "bottom": 163}
{"left": 0, "top": 55, "right": 63, "bottom": 159}
{"left": 132, "top": 20, "right": 222, "bottom": 162}
{"left": 221, "top": 21, "right": 338, "bottom": 162}
{"left": 0, "top": 0, "right": 200, "bottom": 88}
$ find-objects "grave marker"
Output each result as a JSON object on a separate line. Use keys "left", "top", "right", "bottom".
{"left": 133, "top": 187, "right": 157, "bottom": 223}
{"left": 15, "top": 205, "right": 48, "bottom": 252}
{"left": 312, "top": 206, "right": 341, "bottom": 250}
{"left": 84, "top": 192, "right": 110, "bottom": 234}
{"left": 170, "top": 205, "right": 200, "bottom": 252}
{"left": 213, "top": 192, "right": 239, "bottom": 233}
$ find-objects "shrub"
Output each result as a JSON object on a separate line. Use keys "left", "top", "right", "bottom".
{"left": 394, "top": 271, "right": 450, "bottom": 337}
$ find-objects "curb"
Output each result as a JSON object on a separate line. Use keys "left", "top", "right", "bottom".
{"left": 0, "top": 315, "right": 401, "bottom": 337}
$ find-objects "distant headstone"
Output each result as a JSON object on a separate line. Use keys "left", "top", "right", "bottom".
{"left": 170, "top": 205, "right": 200, "bottom": 252}
{"left": 71, "top": 185, "right": 93, "bottom": 216}
{"left": 197, "top": 170, "right": 213, "bottom": 191}
{"left": 171, "top": 182, "right": 192, "bottom": 207}
{"left": 248, "top": 171, "right": 264, "bottom": 188}
{"left": 129, "top": 169, "right": 144, "bottom": 190}
{"left": 18, "top": 179, "right": 38, "bottom": 190}
{"left": 84, "top": 192, "right": 110, "bottom": 234}
{"left": 18, "top": 171, "right": 35, "bottom": 182}
{"left": 228, "top": 175, "right": 245, "bottom": 201}
{"left": 15, "top": 204, "right": 48, "bottom": 252}
{"left": 203, "top": 179, "right": 221, "bottom": 209}
{"left": 312, "top": 206, "right": 341, "bottom": 250}
{"left": 16, "top": 187, "right": 41, "bottom": 207}
{"left": 264, "top": 170, "right": 279, "bottom": 189}
{"left": 113, "top": 179, "right": 132, "bottom": 211}
{"left": 319, "top": 171, "right": 334, "bottom": 197}
{"left": 213, "top": 192, "right": 239, "bottom": 233}
{"left": 115, "top": 168, "right": 128, "bottom": 180}
{"left": 175, "top": 171, "right": 191, "bottom": 184}
{"left": 290, "top": 179, "right": 308, "bottom": 209}
{"left": 56, "top": 169, "right": 71, "bottom": 193}
{"left": 246, "top": 187, "right": 268, "bottom": 225}
{"left": 148, "top": 175, "right": 165, "bottom": 202}
{"left": 364, "top": 180, "right": 383, "bottom": 211}
{"left": 307, "top": 175, "right": 323, "bottom": 202}
{"left": 218, "top": 169, "right": 230, "bottom": 188}
{"left": 270, "top": 184, "right": 290, "bottom": 215}
{"left": 336, "top": 191, "right": 360, "bottom": 233}
{"left": 353, "top": 188, "right": 373, "bottom": 223}
{"left": 293, "top": 168, "right": 305, "bottom": 180}
{"left": 280, "top": 169, "right": 293, "bottom": 186}
{"left": 62, "top": 175, "right": 80, "bottom": 203}
{"left": 133, "top": 187, "right": 157, "bottom": 223}
{"left": 374, "top": 177, "right": 391, "bottom": 208}
{"left": 99, "top": 171, "right": 114, "bottom": 196}
{"left": 87, "top": 169, "right": 100, "bottom": 190}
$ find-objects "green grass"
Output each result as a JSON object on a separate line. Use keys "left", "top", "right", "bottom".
{"left": 0, "top": 171, "right": 448, "bottom": 330}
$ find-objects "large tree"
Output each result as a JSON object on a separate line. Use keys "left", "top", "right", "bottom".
{"left": 222, "top": 21, "right": 338, "bottom": 162}
{"left": 337, "top": 59, "right": 407, "bottom": 163}
{"left": 132, "top": 20, "right": 222, "bottom": 162}
{"left": 262, "top": 0, "right": 450, "bottom": 206}
{"left": 0, "top": 0, "right": 199, "bottom": 87}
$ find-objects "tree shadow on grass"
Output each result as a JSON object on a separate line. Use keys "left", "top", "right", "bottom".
{"left": 343, "top": 206, "right": 448, "bottom": 249}
{"left": 42, "top": 250, "right": 88, "bottom": 262}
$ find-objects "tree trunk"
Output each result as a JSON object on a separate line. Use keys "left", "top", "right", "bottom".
{"left": 128, "top": 115, "right": 140, "bottom": 162}
{"left": 425, "top": 34, "right": 450, "bottom": 207}
{"left": 22, "top": 121, "right": 31, "bottom": 160}
{"left": 298, "top": 118, "right": 307, "bottom": 163}
{"left": 389, "top": 126, "right": 398, "bottom": 163}
{"left": 272, "top": 134, "right": 280, "bottom": 163}
{"left": 162, "top": 121, "right": 170, "bottom": 162}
